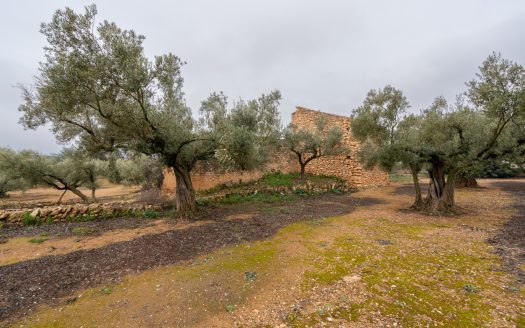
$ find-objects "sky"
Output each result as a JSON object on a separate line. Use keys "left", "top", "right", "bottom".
{"left": 1, "top": 0, "right": 524, "bottom": 153}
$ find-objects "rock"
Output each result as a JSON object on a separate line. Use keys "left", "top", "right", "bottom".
{"left": 77, "top": 205, "right": 87, "bottom": 215}
{"left": 50, "top": 207, "right": 62, "bottom": 216}
{"left": 342, "top": 275, "right": 361, "bottom": 283}
{"left": 69, "top": 207, "right": 78, "bottom": 218}
{"left": 30, "top": 209, "right": 40, "bottom": 218}
{"left": 0, "top": 212, "right": 8, "bottom": 220}
{"left": 39, "top": 209, "right": 50, "bottom": 218}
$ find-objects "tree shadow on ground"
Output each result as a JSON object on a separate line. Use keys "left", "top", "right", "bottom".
{"left": 0, "top": 193, "right": 383, "bottom": 324}
{"left": 486, "top": 179, "right": 525, "bottom": 284}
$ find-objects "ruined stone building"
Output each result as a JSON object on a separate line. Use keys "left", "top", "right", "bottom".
{"left": 162, "top": 107, "right": 388, "bottom": 192}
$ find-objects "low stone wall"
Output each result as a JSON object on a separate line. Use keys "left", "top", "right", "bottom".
{"left": 0, "top": 202, "right": 162, "bottom": 226}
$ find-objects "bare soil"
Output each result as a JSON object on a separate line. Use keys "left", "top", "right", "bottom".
{"left": 1, "top": 179, "right": 524, "bottom": 327}
{"left": 0, "top": 193, "right": 376, "bottom": 323}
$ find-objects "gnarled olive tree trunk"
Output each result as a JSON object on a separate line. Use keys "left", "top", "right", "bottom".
{"left": 424, "top": 160, "right": 456, "bottom": 213}
{"left": 171, "top": 163, "right": 197, "bottom": 216}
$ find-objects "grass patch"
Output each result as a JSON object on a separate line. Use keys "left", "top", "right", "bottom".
{"left": 216, "top": 191, "right": 295, "bottom": 205}
{"left": 28, "top": 237, "right": 48, "bottom": 244}
{"left": 260, "top": 171, "right": 300, "bottom": 187}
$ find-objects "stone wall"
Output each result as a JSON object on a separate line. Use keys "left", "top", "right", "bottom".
{"left": 0, "top": 202, "right": 162, "bottom": 225}
{"left": 162, "top": 106, "right": 388, "bottom": 192}
{"left": 162, "top": 151, "right": 294, "bottom": 193}
{"left": 290, "top": 107, "right": 388, "bottom": 188}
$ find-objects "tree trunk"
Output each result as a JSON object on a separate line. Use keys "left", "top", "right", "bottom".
{"left": 172, "top": 164, "right": 197, "bottom": 217}
{"left": 91, "top": 187, "right": 97, "bottom": 203}
{"left": 69, "top": 187, "right": 89, "bottom": 203}
{"left": 410, "top": 165, "right": 423, "bottom": 209}
{"left": 88, "top": 171, "right": 97, "bottom": 202}
{"left": 424, "top": 160, "right": 456, "bottom": 213}
{"left": 300, "top": 164, "right": 306, "bottom": 180}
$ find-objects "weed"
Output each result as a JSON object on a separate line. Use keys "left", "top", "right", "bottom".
{"left": 244, "top": 271, "right": 257, "bottom": 281}
{"left": 463, "top": 284, "right": 481, "bottom": 293}
{"left": 143, "top": 210, "right": 161, "bottom": 219}
{"left": 225, "top": 304, "right": 236, "bottom": 312}
{"left": 293, "top": 188, "right": 308, "bottom": 195}
{"left": 22, "top": 212, "right": 40, "bottom": 226}
{"left": 101, "top": 287, "right": 113, "bottom": 295}
{"left": 28, "top": 237, "right": 48, "bottom": 244}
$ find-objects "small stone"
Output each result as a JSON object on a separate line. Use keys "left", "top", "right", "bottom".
{"left": 29, "top": 209, "right": 40, "bottom": 218}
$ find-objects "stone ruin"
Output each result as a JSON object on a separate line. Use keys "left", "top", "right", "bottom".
{"left": 162, "top": 106, "right": 388, "bottom": 192}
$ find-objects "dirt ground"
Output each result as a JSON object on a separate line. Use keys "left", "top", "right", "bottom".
{"left": 1, "top": 179, "right": 525, "bottom": 327}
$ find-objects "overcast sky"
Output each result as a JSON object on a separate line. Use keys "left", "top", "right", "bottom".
{"left": 1, "top": 1, "right": 524, "bottom": 153}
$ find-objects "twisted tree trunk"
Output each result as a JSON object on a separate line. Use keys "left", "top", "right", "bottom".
{"left": 172, "top": 163, "right": 197, "bottom": 216}
{"left": 424, "top": 159, "right": 456, "bottom": 213}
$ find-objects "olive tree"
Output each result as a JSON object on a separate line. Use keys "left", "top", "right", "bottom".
{"left": 283, "top": 118, "right": 346, "bottom": 179}
{"left": 19, "top": 5, "right": 282, "bottom": 216}
{"left": 0, "top": 148, "right": 28, "bottom": 198}
{"left": 351, "top": 85, "right": 427, "bottom": 207}
{"left": 352, "top": 53, "right": 524, "bottom": 213}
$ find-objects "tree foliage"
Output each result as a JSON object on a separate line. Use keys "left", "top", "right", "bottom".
{"left": 116, "top": 154, "right": 165, "bottom": 190}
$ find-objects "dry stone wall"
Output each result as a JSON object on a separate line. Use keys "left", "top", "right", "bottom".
{"left": 162, "top": 106, "right": 388, "bottom": 192}
{"left": 0, "top": 202, "right": 161, "bottom": 226}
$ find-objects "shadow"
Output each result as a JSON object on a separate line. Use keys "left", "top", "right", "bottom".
{"left": 0, "top": 193, "right": 383, "bottom": 323}
{"left": 391, "top": 183, "right": 425, "bottom": 196}
{"left": 485, "top": 179, "right": 525, "bottom": 283}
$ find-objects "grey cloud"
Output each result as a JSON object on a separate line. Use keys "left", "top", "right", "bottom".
{"left": 1, "top": 0, "right": 524, "bottom": 153}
